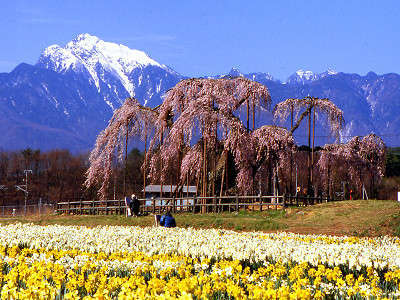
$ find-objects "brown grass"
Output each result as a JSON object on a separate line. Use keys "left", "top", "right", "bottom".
{"left": 283, "top": 200, "right": 400, "bottom": 236}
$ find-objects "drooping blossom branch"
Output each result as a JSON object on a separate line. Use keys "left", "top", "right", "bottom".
{"left": 147, "top": 78, "right": 272, "bottom": 195}
{"left": 87, "top": 77, "right": 305, "bottom": 198}
{"left": 85, "top": 98, "right": 157, "bottom": 199}
{"left": 252, "top": 126, "right": 296, "bottom": 194}
{"left": 224, "top": 125, "right": 296, "bottom": 194}
{"left": 273, "top": 96, "right": 344, "bottom": 138}
{"left": 274, "top": 96, "right": 345, "bottom": 195}
{"left": 317, "top": 133, "right": 386, "bottom": 195}
{"left": 252, "top": 125, "right": 296, "bottom": 172}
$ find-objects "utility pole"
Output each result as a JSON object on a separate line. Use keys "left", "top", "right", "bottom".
{"left": 295, "top": 164, "right": 298, "bottom": 196}
{"left": 15, "top": 170, "right": 32, "bottom": 215}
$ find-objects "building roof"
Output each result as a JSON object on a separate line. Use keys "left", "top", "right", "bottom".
{"left": 142, "top": 185, "right": 197, "bottom": 193}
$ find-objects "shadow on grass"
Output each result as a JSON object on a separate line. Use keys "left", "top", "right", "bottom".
{"left": 390, "top": 214, "right": 400, "bottom": 236}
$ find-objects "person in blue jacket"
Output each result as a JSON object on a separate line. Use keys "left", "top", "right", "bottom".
{"left": 159, "top": 210, "right": 176, "bottom": 228}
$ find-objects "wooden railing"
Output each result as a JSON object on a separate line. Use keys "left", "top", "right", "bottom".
{"left": 55, "top": 194, "right": 331, "bottom": 215}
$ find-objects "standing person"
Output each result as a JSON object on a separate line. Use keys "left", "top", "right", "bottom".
{"left": 130, "top": 194, "right": 140, "bottom": 217}
{"left": 159, "top": 210, "right": 176, "bottom": 228}
{"left": 124, "top": 196, "right": 132, "bottom": 217}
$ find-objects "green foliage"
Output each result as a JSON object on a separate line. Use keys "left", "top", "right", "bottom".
{"left": 386, "top": 147, "right": 400, "bottom": 177}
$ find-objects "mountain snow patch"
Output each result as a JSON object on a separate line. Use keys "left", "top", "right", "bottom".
{"left": 38, "top": 33, "right": 168, "bottom": 96}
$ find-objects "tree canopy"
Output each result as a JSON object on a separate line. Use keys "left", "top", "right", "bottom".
{"left": 85, "top": 79, "right": 386, "bottom": 200}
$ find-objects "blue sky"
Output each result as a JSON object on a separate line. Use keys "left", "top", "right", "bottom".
{"left": 1, "top": 0, "right": 399, "bottom": 80}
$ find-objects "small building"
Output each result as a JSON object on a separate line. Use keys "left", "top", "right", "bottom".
{"left": 142, "top": 185, "right": 197, "bottom": 198}
{"left": 142, "top": 185, "right": 197, "bottom": 206}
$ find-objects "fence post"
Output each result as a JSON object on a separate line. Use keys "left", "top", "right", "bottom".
{"left": 79, "top": 198, "right": 82, "bottom": 215}
{"left": 296, "top": 194, "right": 299, "bottom": 207}
{"left": 283, "top": 194, "right": 286, "bottom": 208}
{"left": 199, "top": 197, "right": 203, "bottom": 214}
{"left": 152, "top": 198, "right": 156, "bottom": 214}
{"left": 173, "top": 197, "right": 176, "bottom": 213}
{"left": 192, "top": 196, "right": 196, "bottom": 214}
{"left": 67, "top": 198, "right": 70, "bottom": 214}
{"left": 213, "top": 196, "right": 216, "bottom": 213}
{"left": 92, "top": 199, "right": 95, "bottom": 215}
{"left": 236, "top": 195, "right": 239, "bottom": 212}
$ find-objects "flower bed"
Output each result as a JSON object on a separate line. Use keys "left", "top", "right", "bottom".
{"left": 0, "top": 223, "right": 399, "bottom": 299}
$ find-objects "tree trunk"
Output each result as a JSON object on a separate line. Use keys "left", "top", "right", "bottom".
{"left": 225, "top": 129, "right": 229, "bottom": 195}
{"left": 311, "top": 104, "right": 316, "bottom": 187}
{"left": 143, "top": 132, "right": 147, "bottom": 198}
{"left": 290, "top": 105, "right": 294, "bottom": 194}
{"left": 213, "top": 119, "right": 218, "bottom": 197}
{"left": 160, "top": 131, "right": 164, "bottom": 199}
{"left": 252, "top": 100, "right": 255, "bottom": 131}
{"left": 220, "top": 162, "right": 225, "bottom": 199}
{"left": 202, "top": 135, "right": 207, "bottom": 213}
{"left": 124, "top": 121, "right": 128, "bottom": 196}
{"left": 307, "top": 107, "right": 311, "bottom": 195}
{"left": 246, "top": 99, "right": 250, "bottom": 132}
{"left": 186, "top": 172, "right": 189, "bottom": 198}
{"left": 327, "top": 162, "right": 331, "bottom": 199}
{"left": 195, "top": 176, "right": 199, "bottom": 197}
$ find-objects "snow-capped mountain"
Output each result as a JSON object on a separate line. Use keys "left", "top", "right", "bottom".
{"left": 0, "top": 33, "right": 400, "bottom": 151}
{"left": 0, "top": 34, "right": 183, "bottom": 150}
{"left": 37, "top": 33, "right": 183, "bottom": 109}
{"left": 287, "top": 69, "right": 317, "bottom": 84}
{"left": 226, "top": 67, "right": 243, "bottom": 77}
{"left": 286, "top": 69, "right": 338, "bottom": 84}
{"left": 217, "top": 67, "right": 276, "bottom": 82}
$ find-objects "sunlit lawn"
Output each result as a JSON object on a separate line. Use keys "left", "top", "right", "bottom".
{"left": 1, "top": 200, "right": 399, "bottom": 236}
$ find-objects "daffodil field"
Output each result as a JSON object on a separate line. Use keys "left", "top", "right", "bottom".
{"left": 0, "top": 224, "right": 399, "bottom": 299}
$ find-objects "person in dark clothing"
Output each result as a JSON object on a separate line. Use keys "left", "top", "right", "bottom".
{"left": 130, "top": 194, "right": 140, "bottom": 217}
{"left": 159, "top": 211, "right": 176, "bottom": 227}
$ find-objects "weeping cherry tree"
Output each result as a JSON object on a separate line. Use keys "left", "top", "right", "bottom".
{"left": 85, "top": 98, "right": 157, "bottom": 199}
{"left": 273, "top": 96, "right": 344, "bottom": 194}
{"left": 318, "top": 134, "right": 385, "bottom": 198}
{"left": 146, "top": 77, "right": 271, "bottom": 202}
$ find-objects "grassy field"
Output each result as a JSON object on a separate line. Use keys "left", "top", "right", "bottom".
{"left": 1, "top": 200, "right": 400, "bottom": 236}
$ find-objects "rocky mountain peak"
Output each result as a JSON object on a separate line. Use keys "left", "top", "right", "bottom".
{"left": 37, "top": 33, "right": 176, "bottom": 98}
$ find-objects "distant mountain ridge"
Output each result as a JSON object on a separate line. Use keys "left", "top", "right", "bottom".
{"left": 0, "top": 33, "right": 399, "bottom": 151}
{"left": 285, "top": 69, "right": 339, "bottom": 84}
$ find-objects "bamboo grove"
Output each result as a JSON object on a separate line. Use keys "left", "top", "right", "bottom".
{"left": 85, "top": 77, "right": 386, "bottom": 200}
